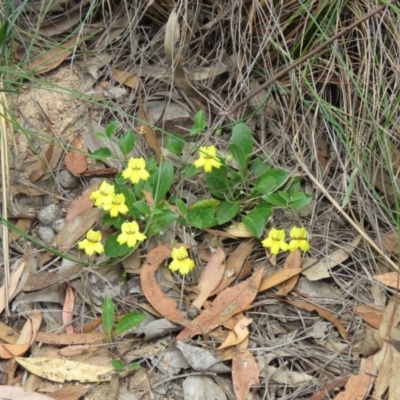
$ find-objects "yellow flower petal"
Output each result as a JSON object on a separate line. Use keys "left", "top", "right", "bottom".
{"left": 117, "top": 221, "right": 146, "bottom": 248}
{"left": 194, "top": 146, "right": 222, "bottom": 173}
{"left": 122, "top": 158, "right": 150, "bottom": 184}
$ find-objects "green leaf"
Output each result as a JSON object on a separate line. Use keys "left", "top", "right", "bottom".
{"left": 242, "top": 211, "right": 266, "bottom": 238}
{"left": 105, "top": 121, "right": 119, "bottom": 138}
{"left": 231, "top": 122, "right": 253, "bottom": 155}
{"left": 166, "top": 133, "right": 185, "bottom": 155}
{"left": 115, "top": 312, "right": 146, "bottom": 335}
{"left": 102, "top": 296, "right": 115, "bottom": 340}
{"left": 129, "top": 201, "right": 150, "bottom": 219}
{"left": 147, "top": 208, "right": 178, "bottom": 235}
{"left": 127, "top": 362, "right": 141, "bottom": 371}
{"left": 183, "top": 164, "right": 199, "bottom": 179}
{"left": 90, "top": 148, "right": 112, "bottom": 160}
{"left": 251, "top": 158, "right": 270, "bottom": 177}
{"left": 152, "top": 160, "right": 174, "bottom": 204}
{"left": 253, "top": 202, "right": 272, "bottom": 218}
{"left": 187, "top": 208, "right": 217, "bottom": 228}
{"left": 111, "top": 359, "right": 125, "bottom": 370}
{"left": 287, "top": 178, "right": 301, "bottom": 195}
{"left": 118, "top": 129, "right": 135, "bottom": 157}
{"left": 95, "top": 131, "right": 107, "bottom": 140}
{"left": 263, "top": 192, "right": 289, "bottom": 207}
{"left": 289, "top": 192, "right": 312, "bottom": 210}
{"left": 190, "top": 110, "right": 207, "bottom": 136}
{"left": 229, "top": 144, "right": 248, "bottom": 172}
{"left": 217, "top": 201, "right": 241, "bottom": 225}
{"left": 104, "top": 232, "right": 132, "bottom": 257}
{"left": 176, "top": 199, "right": 188, "bottom": 216}
{"left": 189, "top": 198, "right": 221, "bottom": 210}
{"left": 101, "top": 213, "right": 125, "bottom": 229}
{"left": 205, "top": 165, "right": 231, "bottom": 199}
{"left": 255, "top": 169, "right": 290, "bottom": 194}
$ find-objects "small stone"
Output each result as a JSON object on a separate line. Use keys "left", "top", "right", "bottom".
{"left": 58, "top": 169, "right": 79, "bottom": 189}
{"left": 38, "top": 226, "right": 55, "bottom": 245}
{"left": 37, "top": 204, "right": 60, "bottom": 225}
{"left": 52, "top": 218, "right": 65, "bottom": 233}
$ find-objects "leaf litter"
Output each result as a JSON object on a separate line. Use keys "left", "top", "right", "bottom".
{"left": 4, "top": 1, "right": 400, "bottom": 399}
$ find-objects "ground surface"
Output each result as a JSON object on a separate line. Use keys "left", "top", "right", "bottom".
{"left": 1, "top": 1, "right": 400, "bottom": 400}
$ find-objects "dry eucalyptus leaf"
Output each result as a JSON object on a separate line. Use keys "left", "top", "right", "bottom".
{"left": 15, "top": 357, "right": 113, "bottom": 383}
{"left": 301, "top": 235, "right": 362, "bottom": 281}
{"left": 183, "top": 376, "right": 227, "bottom": 400}
{"left": 176, "top": 342, "right": 230, "bottom": 373}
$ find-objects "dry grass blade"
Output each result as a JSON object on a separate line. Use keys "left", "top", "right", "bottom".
{"left": 0, "top": 85, "right": 11, "bottom": 317}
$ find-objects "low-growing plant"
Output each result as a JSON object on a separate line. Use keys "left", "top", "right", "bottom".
{"left": 77, "top": 113, "right": 312, "bottom": 268}
{"left": 102, "top": 296, "right": 145, "bottom": 371}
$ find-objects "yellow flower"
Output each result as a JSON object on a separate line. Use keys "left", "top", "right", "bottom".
{"left": 288, "top": 226, "right": 310, "bottom": 252}
{"left": 122, "top": 157, "right": 150, "bottom": 184}
{"left": 90, "top": 181, "right": 115, "bottom": 207}
{"left": 78, "top": 229, "right": 104, "bottom": 256}
{"left": 194, "top": 146, "right": 222, "bottom": 173}
{"left": 169, "top": 247, "right": 195, "bottom": 275}
{"left": 117, "top": 221, "right": 146, "bottom": 248}
{"left": 101, "top": 193, "right": 129, "bottom": 217}
{"left": 261, "top": 228, "right": 289, "bottom": 255}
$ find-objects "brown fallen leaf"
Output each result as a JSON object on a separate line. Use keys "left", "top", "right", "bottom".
{"left": 276, "top": 250, "right": 302, "bottom": 296}
{"left": 66, "top": 182, "right": 99, "bottom": 222}
{"left": 232, "top": 349, "right": 259, "bottom": 400}
{"left": 15, "top": 357, "right": 113, "bottom": 383}
{"left": 0, "top": 261, "right": 26, "bottom": 315}
{"left": 58, "top": 345, "right": 96, "bottom": 357}
{"left": 217, "top": 316, "right": 252, "bottom": 350}
{"left": 177, "top": 268, "right": 264, "bottom": 341}
{"left": 9, "top": 218, "right": 32, "bottom": 242}
{"left": 302, "top": 235, "right": 363, "bottom": 281}
{"left": 63, "top": 283, "right": 74, "bottom": 334}
{"left": 354, "top": 305, "right": 383, "bottom": 329}
{"left": 0, "top": 321, "right": 19, "bottom": 344}
{"left": 221, "top": 238, "right": 257, "bottom": 289}
{"left": 381, "top": 232, "right": 399, "bottom": 253}
{"left": 36, "top": 332, "right": 108, "bottom": 345}
{"left": 0, "top": 312, "right": 42, "bottom": 359}
{"left": 334, "top": 356, "right": 374, "bottom": 399}
{"left": 373, "top": 272, "right": 400, "bottom": 290}
{"left": 140, "top": 245, "right": 191, "bottom": 327}
{"left": 282, "top": 299, "right": 349, "bottom": 341}
{"left": 30, "top": 142, "right": 64, "bottom": 183}
{"left": 27, "top": 37, "right": 78, "bottom": 74}
{"left": 112, "top": 68, "right": 139, "bottom": 89}
{"left": 23, "top": 263, "right": 82, "bottom": 292}
{"left": 0, "top": 386, "right": 53, "bottom": 400}
{"left": 137, "top": 99, "right": 162, "bottom": 162}
{"left": 192, "top": 247, "right": 226, "bottom": 310}
{"left": 258, "top": 268, "right": 303, "bottom": 292}
{"left": 64, "top": 137, "right": 88, "bottom": 176}
{"left": 46, "top": 385, "right": 92, "bottom": 400}
{"left": 309, "top": 377, "right": 349, "bottom": 400}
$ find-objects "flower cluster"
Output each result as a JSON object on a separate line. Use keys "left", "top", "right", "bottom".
{"left": 78, "top": 158, "right": 150, "bottom": 256}
{"left": 90, "top": 181, "right": 128, "bottom": 217}
{"left": 169, "top": 247, "right": 195, "bottom": 275}
{"left": 262, "top": 227, "right": 309, "bottom": 255}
